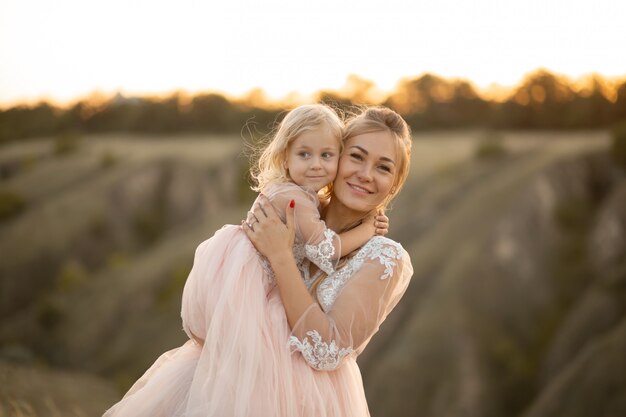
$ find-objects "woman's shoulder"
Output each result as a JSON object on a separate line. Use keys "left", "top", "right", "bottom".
{"left": 354, "top": 236, "right": 410, "bottom": 279}
{"left": 361, "top": 236, "right": 406, "bottom": 256}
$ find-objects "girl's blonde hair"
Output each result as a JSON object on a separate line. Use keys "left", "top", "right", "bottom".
{"left": 251, "top": 104, "right": 343, "bottom": 193}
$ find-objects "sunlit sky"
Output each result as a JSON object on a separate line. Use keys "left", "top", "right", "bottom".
{"left": 1, "top": 0, "right": 625, "bottom": 106}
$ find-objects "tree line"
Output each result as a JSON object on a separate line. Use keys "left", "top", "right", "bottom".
{"left": 1, "top": 70, "right": 625, "bottom": 144}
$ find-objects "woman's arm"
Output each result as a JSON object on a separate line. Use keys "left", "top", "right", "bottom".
{"left": 243, "top": 196, "right": 412, "bottom": 371}
{"left": 242, "top": 195, "right": 317, "bottom": 329}
{"left": 286, "top": 238, "right": 411, "bottom": 371}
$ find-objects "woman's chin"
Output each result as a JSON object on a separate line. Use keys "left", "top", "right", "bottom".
{"left": 340, "top": 195, "right": 379, "bottom": 213}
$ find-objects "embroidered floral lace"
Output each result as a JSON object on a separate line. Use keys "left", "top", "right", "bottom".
{"left": 288, "top": 330, "right": 354, "bottom": 371}
{"left": 317, "top": 236, "right": 404, "bottom": 311}
{"left": 304, "top": 228, "right": 338, "bottom": 275}
{"left": 289, "top": 236, "right": 409, "bottom": 371}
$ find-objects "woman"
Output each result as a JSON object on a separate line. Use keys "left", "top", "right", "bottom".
{"left": 243, "top": 106, "right": 414, "bottom": 416}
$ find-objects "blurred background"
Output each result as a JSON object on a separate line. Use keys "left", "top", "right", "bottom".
{"left": 1, "top": 0, "right": 625, "bottom": 416}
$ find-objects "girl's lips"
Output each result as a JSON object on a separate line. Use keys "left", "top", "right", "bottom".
{"left": 347, "top": 182, "right": 373, "bottom": 194}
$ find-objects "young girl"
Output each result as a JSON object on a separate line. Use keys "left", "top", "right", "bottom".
{"left": 103, "top": 104, "right": 387, "bottom": 417}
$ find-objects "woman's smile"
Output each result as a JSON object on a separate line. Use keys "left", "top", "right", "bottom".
{"left": 346, "top": 182, "right": 373, "bottom": 195}
{"left": 333, "top": 131, "right": 397, "bottom": 213}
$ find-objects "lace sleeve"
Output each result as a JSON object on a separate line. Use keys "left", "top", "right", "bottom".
{"left": 263, "top": 183, "right": 341, "bottom": 275}
{"left": 288, "top": 237, "right": 413, "bottom": 371}
{"left": 303, "top": 228, "right": 339, "bottom": 275}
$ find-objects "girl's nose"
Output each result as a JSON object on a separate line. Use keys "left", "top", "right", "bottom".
{"left": 310, "top": 157, "right": 322, "bottom": 169}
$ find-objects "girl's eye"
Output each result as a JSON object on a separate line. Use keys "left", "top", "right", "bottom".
{"left": 298, "top": 152, "right": 311, "bottom": 158}
{"left": 322, "top": 152, "right": 335, "bottom": 159}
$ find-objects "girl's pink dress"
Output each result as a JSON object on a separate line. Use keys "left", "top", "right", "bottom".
{"left": 103, "top": 183, "right": 413, "bottom": 417}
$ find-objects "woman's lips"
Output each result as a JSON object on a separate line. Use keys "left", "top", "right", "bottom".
{"left": 347, "top": 182, "right": 373, "bottom": 194}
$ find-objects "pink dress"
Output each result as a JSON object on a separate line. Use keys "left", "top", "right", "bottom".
{"left": 103, "top": 183, "right": 413, "bottom": 417}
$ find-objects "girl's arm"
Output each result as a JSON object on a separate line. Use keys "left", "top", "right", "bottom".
{"left": 336, "top": 210, "right": 389, "bottom": 256}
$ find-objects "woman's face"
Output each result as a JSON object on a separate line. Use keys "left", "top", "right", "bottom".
{"left": 332, "top": 130, "right": 397, "bottom": 213}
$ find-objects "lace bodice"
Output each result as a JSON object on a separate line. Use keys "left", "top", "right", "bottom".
{"left": 315, "top": 236, "right": 404, "bottom": 311}
{"left": 288, "top": 236, "right": 413, "bottom": 371}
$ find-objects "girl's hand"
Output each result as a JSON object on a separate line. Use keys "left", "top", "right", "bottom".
{"left": 242, "top": 195, "right": 296, "bottom": 262}
{"left": 374, "top": 209, "right": 389, "bottom": 236}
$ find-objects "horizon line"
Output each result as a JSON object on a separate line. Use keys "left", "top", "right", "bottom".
{"left": 2, "top": 68, "right": 625, "bottom": 110}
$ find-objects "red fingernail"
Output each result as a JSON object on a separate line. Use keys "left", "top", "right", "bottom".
{"left": 289, "top": 199, "right": 295, "bottom": 208}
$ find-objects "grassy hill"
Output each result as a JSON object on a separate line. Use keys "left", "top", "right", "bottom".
{"left": 1, "top": 130, "right": 624, "bottom": 417}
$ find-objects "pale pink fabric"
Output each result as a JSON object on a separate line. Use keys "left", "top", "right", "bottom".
{"left": 103, "top": 183, "right": 413, "bottom": 417}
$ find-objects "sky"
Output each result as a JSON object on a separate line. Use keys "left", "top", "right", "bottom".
{"left": 1, "top": 0, "right": 625, "bottom": 106}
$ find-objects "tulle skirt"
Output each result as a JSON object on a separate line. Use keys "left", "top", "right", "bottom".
{"left": 103, "top": 225, "right": 369, "bottom": 417}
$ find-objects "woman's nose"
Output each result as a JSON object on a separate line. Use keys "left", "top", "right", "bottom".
{"left": 357, "top": 165, "right": 373, "bottom": 181}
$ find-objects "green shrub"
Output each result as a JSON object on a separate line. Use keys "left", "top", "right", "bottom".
{"left": 0, "top": 188, "right": 26, "bottom": 221}
{"left": 133, "top": 207, "right": 166, "bottom": 245}
{"left": 88, "top": 214, "right": 108, "bottom": 239}
{"left": 100, "top": 150, "right": 118, "bottom": 169}
{"left": 474, "top": 130, "right": 507, "bottom": 160}
{"left": 36, "top": 297, "right": 64, "bottom": 330}
{"left": 114, "top": 371, "right": 138, "bottom": 392}
{"left": 20, "top": 153, "right": 38, "bottom": 171}
{"left": 53, "top": 131, "right": 81, "bottom": 155}
{"left": 156, "top": 264, "right": 191, "bottom": 305}
{"left": 610, "top": 120, "right": 626, "bottom": 169}
{"left": 56, "top": 259, "right": 88, "bottom": 291}
{"left": 552, "top": 197, "right": 594, "bottom": 307}
{"left": 106, "top": 251, "right": 130, "bottom": 269}
{"left": 237, "top": 160, "right": 257, "bottom": 204}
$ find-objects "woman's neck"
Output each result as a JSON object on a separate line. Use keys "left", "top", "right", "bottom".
{"left": 323, "top": 198, "right": 366, "bottom": 233}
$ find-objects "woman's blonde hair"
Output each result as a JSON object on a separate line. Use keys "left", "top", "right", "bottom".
{"left": 342, "top": 106, "right": 412, "bottom": 211}
{"left": 309, "top": 107, "right": 412, "bottom": 296}
{"left": 251, "top": 104, "right": 343, "bottom": 193}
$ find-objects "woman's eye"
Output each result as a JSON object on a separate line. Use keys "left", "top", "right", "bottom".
{"left": 378, "top": 164, "right": 392, "bottom": 173}
{"left": 350, "top": 152, "right": 363, "bottom": 161}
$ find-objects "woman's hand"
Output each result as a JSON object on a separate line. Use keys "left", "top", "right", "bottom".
{"left": 242, "top": 195, "right": 296, "bottom": 262}
{"left": 243, "top": 196, "right": 316, "bottom": 329}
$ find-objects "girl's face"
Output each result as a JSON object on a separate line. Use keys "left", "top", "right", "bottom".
{"left": 284, "top": 125, "right": 341, "bottom": 191}
{"left": 332, "top": 131, "right": 397, "bottom": 213}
